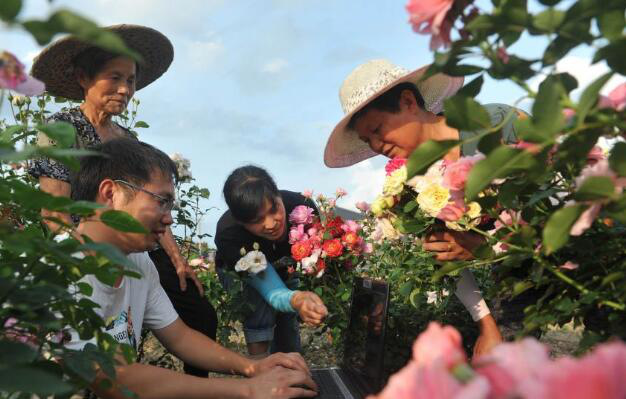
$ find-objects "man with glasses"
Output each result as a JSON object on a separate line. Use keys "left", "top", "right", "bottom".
{"left": 67, "top": 138, "right": 318, "bottom": 398}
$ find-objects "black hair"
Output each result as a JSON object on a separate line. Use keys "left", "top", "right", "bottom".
{"left": 71, "top": 138, "right": 178, "bottom": 202}
{"left": 223, "top": 165, "right": 280, "bottom": 223}
{"left": 347, "top": 82, "right": 426, "bottom": 130}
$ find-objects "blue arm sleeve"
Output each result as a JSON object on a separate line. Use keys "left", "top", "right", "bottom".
{"left": 245, "top": 263, "right": 296, "bottom": 313}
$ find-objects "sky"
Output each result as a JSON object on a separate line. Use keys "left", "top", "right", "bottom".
{"left": 2, "top": 0, "right": 624, "bottom": 245}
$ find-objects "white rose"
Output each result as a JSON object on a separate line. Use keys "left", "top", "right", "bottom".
{"left": 416, "top": 183, "right": 450, "bottom": 217}
{"left": 301, "top": 249, "right": 321, "bottom": 274}
{"left": 407, "top": 161, "right": 444, "bottom": 193}
{"left": 234, "top": 250, "right": 267, "bottom": 274}
{"left": 383, "top": 166, "right": 407, "bottom": 196}
{"left": 466, "top": 202, "right": 482, "bottom": 219}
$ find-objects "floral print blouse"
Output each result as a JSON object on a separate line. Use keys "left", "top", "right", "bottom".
{"left": 28, "top": 107, "right": 136, "bottom": 182}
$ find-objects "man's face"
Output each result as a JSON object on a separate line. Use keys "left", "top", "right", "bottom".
{"left": 242, "top": 196, "right": 287, "bottom": 242}
{"left": 113, "top": 172, "right": 175, "bottom": 252}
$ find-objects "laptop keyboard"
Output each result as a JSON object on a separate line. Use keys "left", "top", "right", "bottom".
{"left": 294, "top": 369, "right": 348, "bottom": 398}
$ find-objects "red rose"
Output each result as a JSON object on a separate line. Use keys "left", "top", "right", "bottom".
{"left": 317, "top": 258, "right": 326, "bottom": 272}
{"left": 326, "top": 216, "right": 345, "bottom": 238}
{"left": 322, "top": 238, "right": 343, "bottom": 258}
{"left": 342, "top": 231, "right": 359, "bottom": 247}
{"left": 291, "top": 240, "right": 312, "bottom": 261}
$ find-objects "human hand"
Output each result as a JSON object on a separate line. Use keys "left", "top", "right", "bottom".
{"left": 250, "top": 352, "right": 311, "bottom": 377}
{"left": 290, "top": 291, "right": 328, "bottom": 325}
{"left": 472, "top": 315, "right": 503, "bottom": 358}
{"left": 246, "top": 366, "right": 317, "bottom": 398}
{"left": 423, "top": 230, "right": 484, "bottom": 261}
{"left": 174, "top": 258, "right": 204, "bottom": 296}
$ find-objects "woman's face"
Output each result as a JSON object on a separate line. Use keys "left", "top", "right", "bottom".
{"left": 79, "top": 56, "right": 136, "bottom": 115}
{"left": 353, "top": 89, "right": 425, "bottom": 159}
{"left": 242, "top": 196, "right": 287, "bottom": 242}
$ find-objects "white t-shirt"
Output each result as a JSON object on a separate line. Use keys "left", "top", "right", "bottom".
{"left": 65, "top": 251, "right": 178, "bottom": 351}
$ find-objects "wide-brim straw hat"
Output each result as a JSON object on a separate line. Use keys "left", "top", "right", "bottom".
{"left": 31, "top": 24, "right": 173, "bottom": 101}
{"left": 324, "top": 59, "right": 464, "bottom": 168}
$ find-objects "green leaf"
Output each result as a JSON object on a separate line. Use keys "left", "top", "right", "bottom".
{"left": 60, "top": 200, "right": 104, "bottom": 215}
{"left": 0, "top": 341, "right": 38, "bottom": 365}
{"left": 77, "top": 282, "right": 94, "bottom": 296}
{"left": 532, "top": 76, "right": 564, "bottom": 136}
{"left": 457, "top": 75, "right": 484, "bottom": 98}
{"left": 79, "top": 242, "right": 139, "bottom": 272}
{"left": 37, "top": 122, "right": 76, "bottom": 148}
{"left": 0, "top": 366, "right": 73, "bottom": 395}
{"left": 593, "top": 38, "right": 626, "bottom": 75}
{"left": 513, "top": 281, "right": 534, "bottom": 296}
{"left": 432, "top": 262, "right": 466, "bottom": 282}
{"left": 442, "top": 64, "right": 484, "bottom": 77}
{"left": 597, "top": 9, "right": 625, "bottom": 41}
{"left": 609, "top": 142, "right": 626, "bottom": 177}
{"left": 406, "top": 140, "right": 459, "bottom": 178}
{"left": 533, "top": 9, "right": 565, "bottom": 31}
{"left": 100, "top": 210, "right": 149, "bottom": 233}
{"left": 0, "top": 0, "right": 21, "bottom": 21}
{"left": 577, "top": 72, "right": 613, "bottom": 125}
{"left": 573, "top": 176, "right": 616, "bottom": 202}
{"left": 403, "top": 201, "right": 417, "bottom": 213}
{"left": 542, "top": 37, "right": 578, "bottom": 66}
{"left": 465, "top": 146, "right": 537, "bottom": 200}
{"left": 444, "top": 96, "right": 491, "bottom": 131}
{"left": 542, "top": 204, "right": 587, "bottom": 254}
{"left": 0, "top": 125, "right": 27, "bottom": 144}
{"left": 134, "top": 121, "right": 150, "bottom": 128}
{"left": 466, "top": 15, "right": 495, "bottom": 31}
{"left": 399, "top": 281, "right": 413, "bottom": 297}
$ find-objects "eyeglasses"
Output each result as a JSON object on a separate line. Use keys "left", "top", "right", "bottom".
{"left": 114, "top": 180, "right": 176, "bottom": 213}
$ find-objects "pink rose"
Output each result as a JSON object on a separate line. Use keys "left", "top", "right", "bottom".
{"left": 385, "top": 157, "right": 408, "bottom": 176}
{"left": 335, "top": 187, "right": 347, "bottom": 198}
{"left": 288, "top": 224, "right": 308, "bottom": 244}
{"left": 289, "top": 205, "right": 314, "bottom": 225}
{"left": 442, "top": 155, "right": 483, "bottom": 191}
{"left": 368, "top": 360, "right": 461, "bottom": 399}
{"left": 563, "top": 108, "right": 576, "bottom": 120}
{"left": 497, "top": 46, "right": 510, "bottom": 64}
{"left": 328, "top": 198, "right": 336, "bottom": 208}
{"left": 492, "top": 210, "right": 526, "bottom": 232}
{"left": 412, "top": 322, "right": 466, "bottom": 369}
{"left": 362, "top": 242, "right": 373, "bottom": 254}
{"left": 559, "top": 261, "right": 579, "bottom": 270}
{"left": 517, "top": 341, "right": 626, "bottom": 399}
{"left": 570, "top": 203, "right": 602, "bottom": 236}
{"left": 587, "top": 145, "right": 605, "bottom": 165}
{"left": 598, "top": 82, "right": 626, "bottom": 111}
{"left": 474, "top": 338, "right": 551, "bottom": 398}
{"left": 0, "top": 51, "right": 45, "bottom": 96}
{"left": 406, "top": 0, "right": 455, "bottom": 50}
{"left": 341, "top": 219, "right": 361, "bottom": 233}
{"left": 301, "top": 189, "right": 313, "bottom": 198}
{"left": 355, "top": 201, "right": 370, "bottom": 212}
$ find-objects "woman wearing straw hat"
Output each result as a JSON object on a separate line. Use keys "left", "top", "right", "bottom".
{"left": 28, "top": 25, "right": 218, "bottom": 377}
{"left": 324, "top": 59, "right": 533, "bottom": 355}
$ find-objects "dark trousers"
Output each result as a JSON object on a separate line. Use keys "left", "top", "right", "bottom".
{"left": 149, "top": 248, "right": 218, "bottom": 377}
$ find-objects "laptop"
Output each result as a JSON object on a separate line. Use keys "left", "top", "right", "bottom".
{"left": 306, "top": 277, "right": 390, "bottom": 399}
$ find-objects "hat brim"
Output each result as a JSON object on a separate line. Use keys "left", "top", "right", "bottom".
{"left": 324, "top": 65, "right": 463, "bottom": 168}
{"left": 31, "top": 24, "right": 173, "bottom": 101}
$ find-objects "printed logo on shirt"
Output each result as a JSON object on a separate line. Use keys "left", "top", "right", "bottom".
{"left": 104, "top": 307, "right": 137, "bottom": 348}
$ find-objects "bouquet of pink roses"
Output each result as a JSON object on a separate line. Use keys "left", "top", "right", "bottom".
{"left": 288, "top": 189, "right": 370, "bottom": 279}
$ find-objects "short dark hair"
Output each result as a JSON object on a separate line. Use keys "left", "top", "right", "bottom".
{"left": 74, "top": 47, "right": 140, "bottom": 79}
{"left": 347, "top": 82, "right": 426, "bottom": 129}
{"left": 223, "top": 165, "right": 280, "bottom": 223}
{"left": 71, "top": 138, "right": 178, "bottom": 202}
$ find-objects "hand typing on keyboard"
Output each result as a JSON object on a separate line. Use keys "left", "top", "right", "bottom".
{"left": 247, "top": 366, "right": 318, "bottom": 398}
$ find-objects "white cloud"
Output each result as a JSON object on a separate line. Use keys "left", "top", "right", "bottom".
{"left": 342, "top": 159, "right": 386, "bottom": 211}
{"left": 186, "top": 38, "right": 224, "bottom": 69}
{"left": 262, "top": 58, "right": 288, "bottom": 74}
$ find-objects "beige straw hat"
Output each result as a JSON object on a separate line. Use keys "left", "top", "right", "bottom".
{"left": 324, "top": 59, "right": 464, "bottom": 168}
{"left": 31, "top": 24, "right": 173, "bottom": 101}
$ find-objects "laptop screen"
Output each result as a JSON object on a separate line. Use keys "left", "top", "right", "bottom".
{"left": 342, "top": 277, "right": 389, "bottom": 389}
